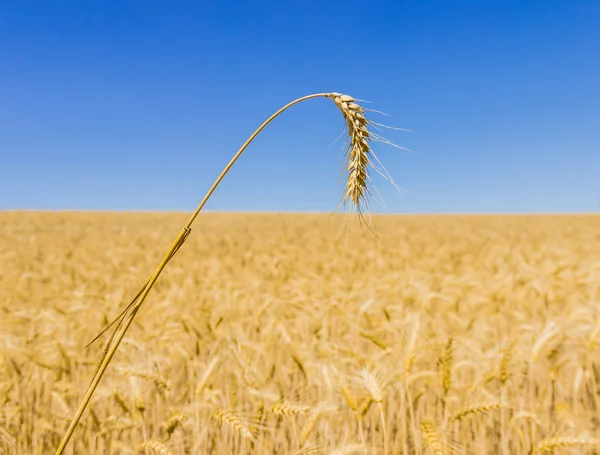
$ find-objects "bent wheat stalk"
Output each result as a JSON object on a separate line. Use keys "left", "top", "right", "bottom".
{"left": 54, "top": 92, "right": 399, "bottom": 454}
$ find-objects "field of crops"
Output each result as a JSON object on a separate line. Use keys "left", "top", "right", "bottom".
{"left": 1, "top": 212, "right": 600, "bottom": 454}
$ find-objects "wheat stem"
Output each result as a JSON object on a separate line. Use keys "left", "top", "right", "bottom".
{"left": 54, "top": 92, "right": 385, "bottom": 454}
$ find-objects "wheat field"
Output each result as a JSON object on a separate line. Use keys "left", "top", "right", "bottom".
{"left": 1, "top": 211, "right": 600, "bottom": 454}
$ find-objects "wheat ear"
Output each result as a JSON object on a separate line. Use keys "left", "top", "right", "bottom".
{"left": 534, "top": 436, "right": 600, "bottom": 453}
{"left": 420, "top": 419, "right": 444, "bottom": 455}
{"left": 139, "top": 440, "right": 173, "bottom": 455}
{"left": 211, "top": 409, "right": 257, "bottom": 443}
{"left": 300, "top": 411, "right": 321, "bottom": 447}
{"left": 450, "top": 402, "right": 505, "bottom": 422}
{"left": 54, "top": 92, "right": 396, "bottom": 454}
{"left": 361, "top": 369, "right": 387, "bottom": 455}
{"left": 438, "top": 337, "right": 454, "bottom": 397}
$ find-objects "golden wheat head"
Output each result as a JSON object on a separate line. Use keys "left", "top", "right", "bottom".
{"left": 331, "top": 94, "right": 373, "bottom": 212}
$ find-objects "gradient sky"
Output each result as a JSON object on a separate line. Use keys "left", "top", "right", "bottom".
{"left": 1, "top": 0, "right": 598, "bottom": 213}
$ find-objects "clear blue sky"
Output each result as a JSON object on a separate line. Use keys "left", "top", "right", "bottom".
{"left": 1, "top": 1, "right": 598, "bottom": 213}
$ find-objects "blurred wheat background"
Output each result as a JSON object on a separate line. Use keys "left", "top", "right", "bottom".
{"left": 1, "top": 212, "right": 600, "bottom": 454}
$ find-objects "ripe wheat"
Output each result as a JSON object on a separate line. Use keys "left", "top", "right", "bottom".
{"left": 1, "top": 212, "right": 599, "bottom": 454}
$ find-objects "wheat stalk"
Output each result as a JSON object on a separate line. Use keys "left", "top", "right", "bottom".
{"left": 54, "top": 92, "right": 399, "bottom": 454}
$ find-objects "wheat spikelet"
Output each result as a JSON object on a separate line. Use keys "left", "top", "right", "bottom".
{"left": 134, "top": 394, "right": 146, "bottom": 414}
{"left": 195, "top": 356, "right": 219, "bottom": 397}
{"left": 360, "top": 397, "right": 374, "bottom": 417}
{"left": 255, "top": 401, "right": 265, "bottom": 421}
{"left": 164, "top": 413, "right": 187, "bottom": 438}
{"left": 420, "top": 419, "right": 444, "bottom": 455}
{"left": 232, "top": 342, "right": 259, "bottom": 388}
{"left": 404, "top": 317, "right": 420, "bottom": 374}
{"left": 116, "top": 367, "right": 170, "bottom": 392}
{"left": 300, "top": 411, "right": 321, "bottom": 446}
{"left": 534, "top": 436, "right": 600, "bottom": 453}
{"left": 340, "top": 384, "right": 358, "bottom": 412}
{"left": 450, "top": 402, "right": 505, "bottom": 422}
{"left": 359, "top": 331, "right": 387, "bottom": 350}
{"left": 139, "top": 439, "right": 172, "bottom": 455}
{"left": 499, "top": 338, "right": 516, "bottom": 384}
{"left": 113, "top": 391, "right": 131, "bottom": 415}
{"left": 337, "top": 378, "right": 358, "bottom": 412}
{"left": 360, "top": 369, "right": 387, "bottom": 454}
{"left": 360, "top": 369, "right": 383, "bottom": 403}
{"left": 437, "top": 337, "right": 454, "bottom": 395}
{"left": 291, "top": 353, "right": 308, "bottom": 380}
{"left": 89, "top": 407, "right": 101, "bottom": 431}
{"left": 531, "top": 322, "right": 560, "bottom": 362}
{"left": 250, "top": 401, "right": 266, "bottom": 440}
{"left": 332, "top": 94, "right": 373, "bottom": 215}
{"left": 268, "top": 400, "right": 310, "bottom": 417}
{"left": 212, "top": 409, "right": 256, "bottom": 442}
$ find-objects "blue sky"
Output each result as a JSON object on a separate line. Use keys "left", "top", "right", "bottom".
{"left": 1, "top": 1, "right": 598, "bottom": 213}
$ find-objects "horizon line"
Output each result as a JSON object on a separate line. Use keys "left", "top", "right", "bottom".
{"left": 1, "top": 208, "right": 598, "bottom": 216}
